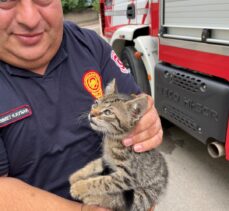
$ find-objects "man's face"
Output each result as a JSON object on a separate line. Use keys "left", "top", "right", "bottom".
{"left": 0, "top": 0, "right": 63, "bottom": 72}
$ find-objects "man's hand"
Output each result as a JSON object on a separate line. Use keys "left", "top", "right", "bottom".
{"left": 149, "top": 205, "right": 155, "bottom": 211}
{"left": 82, "top": 204, "right": 154, "bottom": 211}
{"left": 123, "top": 95, "right": 163, "bottom": 152}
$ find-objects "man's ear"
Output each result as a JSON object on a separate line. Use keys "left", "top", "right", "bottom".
{"left": 104, "top": 78, "right": 118, "bottom": 95}
{"left": 125, "top": 94, "right": 148, "bottom": 121}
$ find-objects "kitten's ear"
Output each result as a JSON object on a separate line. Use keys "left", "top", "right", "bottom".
{"left": 105, "top": 79, "right": 118, "bottom": 95}
{"left": 126, "top": 94, "right": 148, "bottom": 122}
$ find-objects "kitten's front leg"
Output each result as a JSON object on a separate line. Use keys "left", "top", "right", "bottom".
{"left": 69, "top": 158, "right": 103, "bottom": 185}
{"left": 70, "top": 171, "right": 135, "bottom": 200}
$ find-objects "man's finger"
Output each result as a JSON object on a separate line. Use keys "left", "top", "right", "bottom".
{"left": 131, "top": 117, "right": 162, "bottom": 145}
{"left": 133, "top": 128, "right": 163, "bottom": 152}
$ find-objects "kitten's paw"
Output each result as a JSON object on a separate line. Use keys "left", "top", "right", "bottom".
{"left": 70, "top": 180, "right": 88, "bottom": 200}
{"left": 69, "top": 172, "right": 84, "bottom": 185}
{"left": 83, "top": 195, "right": 101, "bottom": 206}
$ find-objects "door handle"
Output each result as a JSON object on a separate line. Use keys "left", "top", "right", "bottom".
{"left": 126, "top": 3, "right": 135, "bottom": 19}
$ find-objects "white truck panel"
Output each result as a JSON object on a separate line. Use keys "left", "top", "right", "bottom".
{"left": 136, "top": 0, "right": 150, "bottom": 24}
{"left": 161, "top": 0, "right": 229, "bottom": 45}
{"left": 164, "top": 0, "right": 229, "bottom": 28}
{"left": 111, "top": 0, "right": 132, "bottom": 25}
{"left": 134, "top": 36, "right": 159, "bottom": 99}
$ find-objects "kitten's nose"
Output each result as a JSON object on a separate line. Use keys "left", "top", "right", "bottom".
{"left": 90, "top": 109, "right": 100, "bottom": 117}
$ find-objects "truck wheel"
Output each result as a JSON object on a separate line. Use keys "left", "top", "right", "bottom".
{"left": 121, "top": 46, "right": 151, "bottom": 95}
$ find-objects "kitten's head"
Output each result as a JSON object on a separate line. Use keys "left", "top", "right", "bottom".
{"left": 88, "top": 79, "right": 148, "bottom": 138}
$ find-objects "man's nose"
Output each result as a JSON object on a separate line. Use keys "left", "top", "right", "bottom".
{"left": 15, "top": 0, "right": 41, "bottom": 29}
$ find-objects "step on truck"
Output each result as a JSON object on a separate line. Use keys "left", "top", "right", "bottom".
{"left": 99, "top": 0, "right": 229, "bottom": 160}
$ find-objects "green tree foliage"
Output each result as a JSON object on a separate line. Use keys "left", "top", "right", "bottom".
{"left": 61, "top": 0, "right": 100, "bottom": 13}
{"left": 61, "top": 0, "right": 92, "bottom": 13}
{"left": 92, "top": 0, "right": 100, "bottom": 12}
{"left": 61, "top": 0, "right": 78, "bottom": 13}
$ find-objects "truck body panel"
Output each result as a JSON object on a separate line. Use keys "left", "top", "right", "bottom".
{"left": 99, "top": 0, "right": 229, "bottom": 160}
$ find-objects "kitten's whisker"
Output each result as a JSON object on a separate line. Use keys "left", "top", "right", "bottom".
{"left": 76, "top": 111, "right": 89, "bottom": 125}
{"left": 93, "top": 141, "right": 103, "bottom": 153}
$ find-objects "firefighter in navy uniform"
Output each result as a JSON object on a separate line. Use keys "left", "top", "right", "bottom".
{"left": 0, "top": 1, "right": 162, "bottom": 210}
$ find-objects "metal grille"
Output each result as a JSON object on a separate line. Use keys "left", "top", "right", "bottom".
{"left": 165, "top": 71, "right": 206, "bottom": 93}
{"left": 165, "top": 105, "right": 199, "bottom": 132}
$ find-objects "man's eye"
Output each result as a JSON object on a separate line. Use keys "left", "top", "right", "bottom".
{"left": 0, "top": 0, "right": 52, "bottom": 6}
{"left": 0, "top": 0, "right": 16, "bottom": 4}
{"left": 0, "top": 0, "right": 16, "bottom": 3}
{"left": 0, "top": 0, "right": 16, "bottom": 9}
{"left": 34, "top": 0, "right": 52, "bottom": 6}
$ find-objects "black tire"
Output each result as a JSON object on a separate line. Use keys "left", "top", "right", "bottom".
{"left": 121, "top": 46, "right": 151, "bottom": 95}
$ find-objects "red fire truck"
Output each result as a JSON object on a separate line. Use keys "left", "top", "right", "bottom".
{"left": 99, "top": 0, "right": 229, "bottom": 160}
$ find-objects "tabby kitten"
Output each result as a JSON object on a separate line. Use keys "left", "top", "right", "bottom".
{"left": 70, "top": 79, "right": 168, "bottom": 211}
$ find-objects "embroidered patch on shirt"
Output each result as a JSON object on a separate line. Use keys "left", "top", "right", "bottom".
{"left": 111, "top": 50, "right": 130, "bottom": 74}
{"left": 0, "top": 105, "right": 32, "bottom": 128}
{"left": 83, "top": 70, "right": 103, "bottom": 99}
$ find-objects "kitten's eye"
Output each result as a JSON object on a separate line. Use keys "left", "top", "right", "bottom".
{"left": 103, "top": 109, "right": 112, "bottom": 115}
{"left": 92, "top": 100, "right": 99, "bottom": 109}
{"left": 94, "top": 100, "right": 99, "bottom": 105}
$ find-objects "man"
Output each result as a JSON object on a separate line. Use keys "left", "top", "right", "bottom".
{"left": 0, "top": 0, "right": 162, "bottom": 210}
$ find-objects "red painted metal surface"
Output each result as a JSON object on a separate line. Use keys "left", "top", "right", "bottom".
{"left": 159, "top": 45, "right": 229, "bottom": 81}
{"left": 100, "top": 0, "right": 112, "bottom": 37}
{"left": 150, "top": 2, "right": 159, "bottom": 36}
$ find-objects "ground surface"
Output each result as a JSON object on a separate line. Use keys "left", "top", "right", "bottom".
{"left": 156, "top": 126, "right": 229, "bottom": 211}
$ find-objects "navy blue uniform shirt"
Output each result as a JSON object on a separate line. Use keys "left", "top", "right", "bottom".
{"left": 0, "top": 21, "right": 140, "bottom": 200}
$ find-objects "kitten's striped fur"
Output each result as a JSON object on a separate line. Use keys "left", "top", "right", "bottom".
{"left": 70, "top": 79, "right": 168, "bottom": 211}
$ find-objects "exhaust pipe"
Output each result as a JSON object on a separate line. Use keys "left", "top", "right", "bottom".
{"left": 207, "top": 142, "right": 225, "bottom": 158}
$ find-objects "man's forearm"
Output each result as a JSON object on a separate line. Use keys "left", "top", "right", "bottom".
{"left": 0, "top": 177, "right": 82, "bottom": 211}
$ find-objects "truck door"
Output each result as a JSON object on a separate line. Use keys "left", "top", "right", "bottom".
{"left": 103, "top": 0, "right": 137, "bottom": 38}
{"left": 135, "top": 0, "right": 150, "bottom": 25}
{"left": 102, "top": 0, "right": 150, "bottom": 38}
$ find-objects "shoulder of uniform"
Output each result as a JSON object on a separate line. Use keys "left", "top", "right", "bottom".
{"left": 63, "top": 20, "right": 102, "bottom": 44}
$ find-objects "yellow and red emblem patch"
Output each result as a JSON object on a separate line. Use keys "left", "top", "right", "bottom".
{"left": 83, "top": 70, "right": 103, "bottom": 99}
